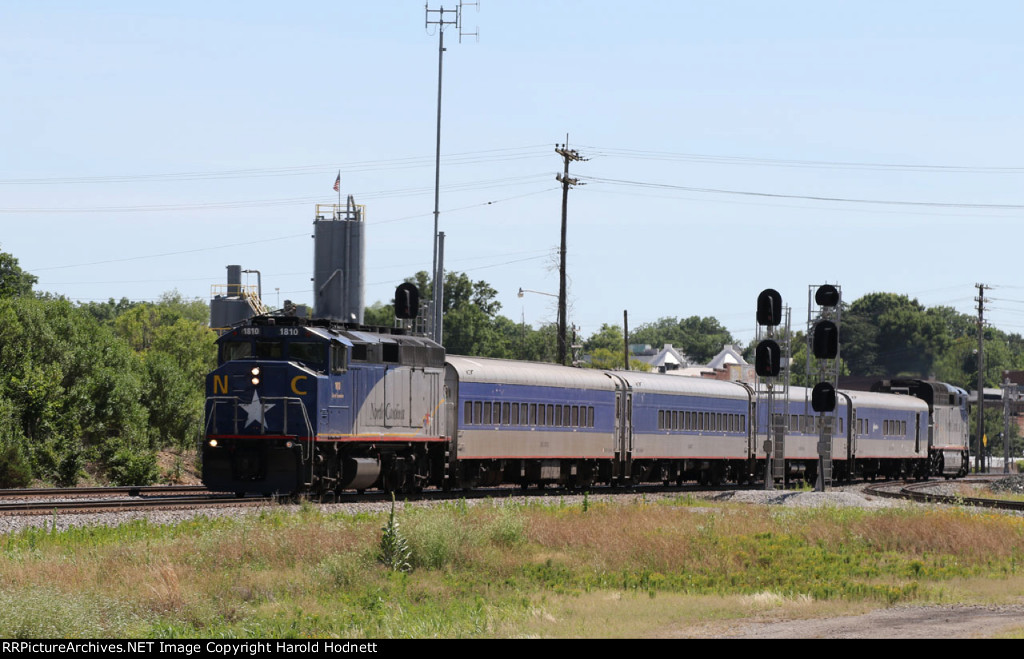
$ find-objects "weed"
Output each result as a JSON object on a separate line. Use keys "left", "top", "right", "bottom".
{"left": 377, "top": 494, "right": 412, "bottom": 573}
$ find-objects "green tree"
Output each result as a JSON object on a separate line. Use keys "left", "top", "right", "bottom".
{"left": 630, "top": 316, "right": 736, "bottom": 364}
{"left": 842, "top": 293, "right": 950, "bottom": 378}
{"left": 363, "top": 300, "right": 395, "bottom": 327}
{"left": 370, "top": 271, "right": 524, "bottom": 360}
{"left": 584, "top": 347, "right": 651, "bottom": 371}
{"left": 77, "top": 297, "right": 139, "bottom": 324}
{"left": 584, "top": 324, "right": 625, "bottom": 354}
{"left": 443, "top": 304, "right": 507, "bottom": 357}
{"left": 0, "top": 248, "right": 37, "bottom": 298}
{"left": 508, "top": 321, "right": 559, "bottom": 363}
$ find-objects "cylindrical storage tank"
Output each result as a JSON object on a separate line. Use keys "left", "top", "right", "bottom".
{"left": 226, "top": 265, "right": 242, "bottom": 297}
{"left": 210, "top": 297, "right": 254, "bottom": 332}
{"left": 313, "top": 200, "right": 365, "bottom": 324}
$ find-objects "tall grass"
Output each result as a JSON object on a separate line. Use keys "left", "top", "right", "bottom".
{"left": 0, "top": 498, "right": 1022, "bottom": 638}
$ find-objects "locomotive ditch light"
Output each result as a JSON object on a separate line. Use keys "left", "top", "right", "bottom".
{"left": 209, "top": 439, "right": 218, "bottom": 448}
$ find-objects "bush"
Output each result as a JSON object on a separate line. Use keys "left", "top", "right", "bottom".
{"left": 0, "top": 442, "right": 32, "bottom": 488}
{"left": 105, "top": 440, "right": 158, "bottom": 486}
{"left": 32, "top": 435, "right": 84, "bottom": 487}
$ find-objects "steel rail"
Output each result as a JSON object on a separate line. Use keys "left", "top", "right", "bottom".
{"left": 864, "top": 477, "right": 1024, "bottom": 512}
{"left": 0, "top": 485, "right": 209, "bottom": 498}
{"left": 0, "top": 494, "right": 271, "bottom": 516}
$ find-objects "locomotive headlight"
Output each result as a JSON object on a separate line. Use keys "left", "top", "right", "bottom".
{"left": 250, "top": 366, "right": 261, "bottom": 386}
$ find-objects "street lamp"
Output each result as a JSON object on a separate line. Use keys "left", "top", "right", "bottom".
{"left": 518, "top": 287, "right": 566, "bottom": 362}
{"left": 518, "top": 287, "right": 557, "bottom": 299}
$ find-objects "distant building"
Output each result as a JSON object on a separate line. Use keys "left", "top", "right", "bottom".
{"left": 701, "top": 344, "right": 754, "bottom": 384}
{"left": 629, "top": 343, "right": 691, "bottom": 373}
{"left": 620, "top": 342, "right": 753, "bottom": 383}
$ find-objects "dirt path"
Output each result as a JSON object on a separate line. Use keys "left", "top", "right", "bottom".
{"left": 679, "top": 604, "right": 1024, "bottom": 639}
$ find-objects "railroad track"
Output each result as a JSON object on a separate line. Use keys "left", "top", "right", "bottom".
{"left": 0, "top": 484, "right": 208, "bottom": 499}
{"left": 4, "top": 476, "right": 1019, "bottom": 517}
{"left": 0, "top": 492, "right": 272, "bottom": 516}
{"left": 0, "top": 481, "right": 735, "bottom": 516}
{"left": 864, "top": 476, "right": 1024, "bottom": 512}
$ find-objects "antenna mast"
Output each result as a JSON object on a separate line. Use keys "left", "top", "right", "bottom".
{"left": 425, "top": 1, "right": 480, "bottom": 344}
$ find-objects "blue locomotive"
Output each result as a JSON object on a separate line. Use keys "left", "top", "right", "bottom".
{"left": 203, "top": 316, "right": 970, "bottom": 495}
{"left": 203, "top": 316, "right": 448, "bottom": 496}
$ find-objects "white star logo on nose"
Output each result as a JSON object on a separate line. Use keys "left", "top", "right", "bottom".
{"left": 240, "top": 391, "right": 275, "bottom": 429}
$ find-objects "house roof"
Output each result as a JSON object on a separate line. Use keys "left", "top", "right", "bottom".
{"left": 707, "top": 344, "right": 748, "bottom": 370}
{"left": 630, "top": 343, "right": 691, "bottom": 370}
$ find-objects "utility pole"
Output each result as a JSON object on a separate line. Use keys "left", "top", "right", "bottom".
{"left": 555, "top": 138, "right": 585, "bottom": 365}
{"left": 975, "top": 283, "right": 990, "bottom": 473}
{"left": 1003, "top": 376, "right": 1016, "bottom": 474}
{"left": 425, "top": 2, "right": 478, "bottom": 344}
{"left": 623, "top": 310, "right": 630, "bottom": 371}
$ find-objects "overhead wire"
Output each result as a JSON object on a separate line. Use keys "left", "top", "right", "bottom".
{"left": 579, "top": 145, "right": 1024, "bottom": 174}
{"left": 0, "top": 145, "right": 552, "bottom": 185}
{"left": 0, "top": 175, "right": 553, "bottom": 214}
{"left": 582, "top": 175, "right": 1024, "bottom": 210}
{"left": 28, "top": 187, "right": 556, "bottom": 273}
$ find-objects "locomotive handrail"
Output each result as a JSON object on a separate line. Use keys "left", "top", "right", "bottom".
{"left": 204, "top": 396, "right": 315, "bottom": 462}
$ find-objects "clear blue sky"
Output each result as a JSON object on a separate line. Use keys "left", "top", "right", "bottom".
{"left": 3, "top": 1, "right": 1024, "bottom": 347}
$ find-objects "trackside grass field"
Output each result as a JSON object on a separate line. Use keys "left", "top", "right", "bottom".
{"left": 1, "top": 497, "right": 1024, "bottom": 638}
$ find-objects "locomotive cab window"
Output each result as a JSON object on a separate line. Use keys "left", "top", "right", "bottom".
{"left": 289, "top": 342, "right": 328, "bottom": 372}
{"left": 255, "top": 341, "right": 284, "bottom": 360}
{"left": 330, "top": 344, "right": 348, "bottom": 374}
{"left": 220, "top": 340, "right": 253, "bottom": 364}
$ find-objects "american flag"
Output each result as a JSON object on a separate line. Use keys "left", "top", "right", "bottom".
{"left": 333, "top": 172, "right": 341, "bottom": 192}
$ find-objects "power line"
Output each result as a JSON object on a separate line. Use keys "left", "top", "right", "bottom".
{"left": 7, "top": 143, "right": 1024, "bottom": 186}
{"left": 366, "top": 253, "right": 552, "bottom": 287}
{"left": 583, "top": 175, "right": 1024, "bottom": 210}
{"left": 580, "top": 145, "right": 1024, "bottom": 174}
{"left": 369, "top": 186, "right": 558, "bottom": 226}
{"left": 28, "top": 233, "right": 310, "bottom": 271}
{"left": 26, "top": 191, "right": 551, "bottom": 273}
{"left": 0, "top": 145, "right": 549, "bottom": 185}
{"left": 0, "top": 175, "right": 552, "bottom": 214}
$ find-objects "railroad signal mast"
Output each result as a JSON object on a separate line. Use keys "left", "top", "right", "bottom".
{"left": 808, "top": 284, "right": 841, "bottom": 491}
{"left": 754, "top": 289, "right": 791, "bottom": 490}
